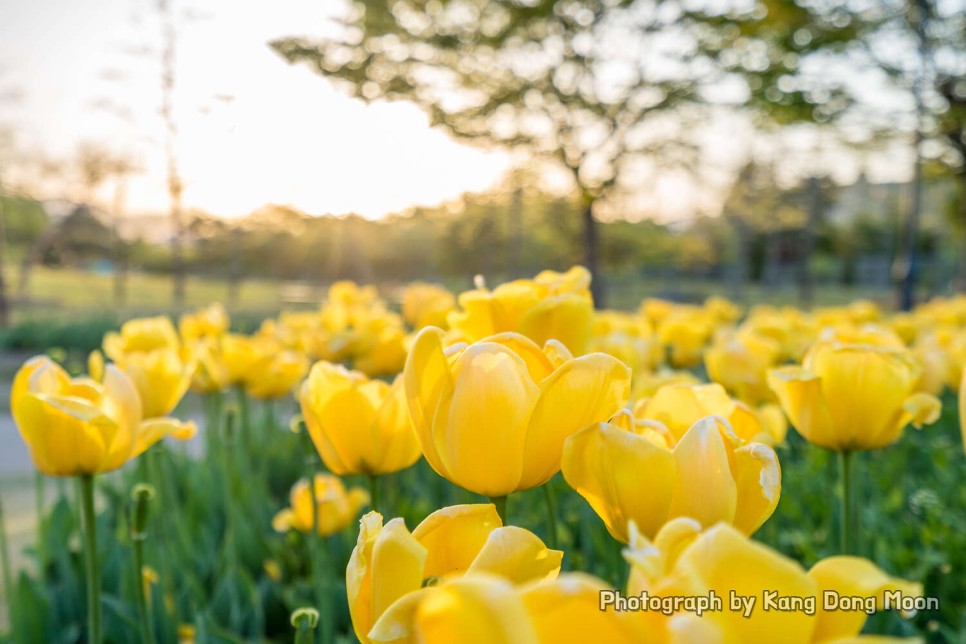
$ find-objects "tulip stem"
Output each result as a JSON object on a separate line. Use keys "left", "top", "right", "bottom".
{"left": 79, "top": 475, "right": 102, "bottom": 644}
{"left": 541, "top": 485, "right": 558, "bottom": 549}
{"left": 0, "top": 494, "right": 16, "bottom": 637}
{"left": 838, "top": 450, "right": 853, "bottom": 555}
{"left": 368, "top": 476, "right": 381, "bottom": 515}
{"left": 34, "top": 470, "right": 46, "bottom": 578}
{"left": 489, "top": 495, "right": 508, "bottom": 525}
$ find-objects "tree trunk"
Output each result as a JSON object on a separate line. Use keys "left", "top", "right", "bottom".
{"left": 581, "top": 197, "right": 604, "bottom": 307}
{"left": 894, "top": 138, "right": 922, "bottom": 312}
{"left": 799, "top": 176, "right": 820, "bottom": 308}
{"left": 0, "top": 202, "right": 9, "bottom": 326}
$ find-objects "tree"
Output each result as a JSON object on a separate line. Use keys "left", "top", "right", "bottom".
{"left": 272, "top": 0, "right": 734, "bottom": 306}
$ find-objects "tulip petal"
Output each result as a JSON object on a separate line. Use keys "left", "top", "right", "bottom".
{"left": 517, "top": 293, "right": 594, "bottom": 355}
{"left": 519, "top": 353, "right": 631, "bottom": 490}
{"left": 729, "top": 442, "right": 781, "bottom": 535}
{"left": 666, "top": 523, "right": 818, "bottom": 641}
{"left": 562, "top": 422, "right": 677, "bottom": 543}
{"left": 433, "top": 343, "right": 539, "bottom": 496}
{"left": 369, "top": 576, "right": 538, "bottom": 644}
{"left": 412, "top": 504, "right": 501, "bottom": 579}
{"left": 481, "top": 332, "right": 554, "bottom": 383}
{"left": 808, "top": 556, "right": 923, "bottom": 642}
{"left": 521, "top": 573, "right": 654, "bottom": 642}
{"left": 467, "top": 527, "right": 562, "bottom": 584}
{"left": 668, "top": 417, "right": 739, "bottom": 530}
{"left": 132, "top": 418, "right": 197, "bottom": 459}
{"left": 16, "top": 394, "right": 114, "bottom": 476}
{"left": 900, "top": 392, "right": 941, "bottom": 429}
{"left": 367, "top": 519, "right": 428, "bottom": 641}
{"left": 403, "top": 328, "right": 455, "bottom": 480}
{"left": 767, "top": 366, "right": 838, "bottom": 449}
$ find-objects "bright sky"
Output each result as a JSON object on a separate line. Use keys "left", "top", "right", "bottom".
{"left": 0, "top": 0, "right": 914, "bottom": 222}
{"left": 0, "top": 0, "right": 510, "bottom": 219}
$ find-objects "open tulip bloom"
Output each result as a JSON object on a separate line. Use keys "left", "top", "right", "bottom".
{"left": 11, "top": 355, "right": 196, "bottom": 644}
{"left": 562, "top": 412, "right": 781, "bottom": 543}
{"left": 347, "top": 504, "right": 562, "bottom": 644}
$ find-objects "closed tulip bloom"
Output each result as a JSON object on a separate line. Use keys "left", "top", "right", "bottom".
{"left": 624, "top": 519, "right": 921, "bottom": 642}
{"left": 178, "top": 303, "right": 229, "bottom": 344}
{"left": 634, "top": 383, "right": 786, "bottom": 446}
{"left": 347, "top": 504, "right": 561, "bottom": 643}
{"left": 402, "top": 282, "right": 456, "bottom": 330}
{"left": 656, "top": 313, "right": 714, "bottom": 369}
{"left": 704, "top": 328, "right": 782, "bottom": 405}
{"left": 404, "top": 328, "right": 630, "bottom": 497}
{"left": 447, "top": 266, "right": 594, "bottom": 355}
{"left": 12, "top": 356, "right": 196, "bottom": 476}
{"left": 189, "top": 338, "right": 230, "bottom": 395}
{"left": 271, "top": 474, "right": 369, "bottom": 537}
{"left": 367, "top": 575, "right": 538, "bottom": 644}
{"left": 768, "top": 340, "right": 941, "bottom": 451}
{"left": 244, "top": 349, "right": 309, "bottom": 400}
{"left": 103, "top": 316, "right": 180, "bottom": 358}
{"left": 562, "top": 414, "right": 780, "bottom": 543}
{"left": 116, "top": 347, "right": 195, "bottom": 418}
{"left": 300, "top": 363, "right": 421, "bottom": 476}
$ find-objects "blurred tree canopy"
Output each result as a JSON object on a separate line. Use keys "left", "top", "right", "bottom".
{"left": 272, "top": 0, "right": 752, "bottom": 305}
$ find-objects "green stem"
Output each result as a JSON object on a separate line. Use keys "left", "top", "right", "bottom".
{"left": 132, "top": 536, "right": 154, "bottom": 644}
{"left": 541, "top": 484, "right": 558, "bottom": 549}
{"left": 368, "top": 475, "right": 381, "bottom": 515}
{"left": 0, "top": 494, "right": 16, "bottom": 637}
{"left": 34, "top": 470, "right": 46, "bottom": 577}
{"left": 838, "top": 450, "right": 853, "bottom": 555}
{"left": 79, "top": 475, "right": 102, "bottom": 644}
{"left": 307, "top": 479, "right": 333, "bottom": 644}
{"left": 489, "top": 495, "right": 508, "bottom": 525}
{"left": 294, "top": 618, "right": 316, "bottom": 644}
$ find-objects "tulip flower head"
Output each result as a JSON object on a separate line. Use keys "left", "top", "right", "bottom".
{"left": 347, "top": 504, "right": 561, "bottom": 644}
{"left": 404, "top": 327, "right": 631, "bottom": 497}
{"left": 300, "top": 362, "right": 421, "bottom": 476}
{"left": 624, "top": 519, "right": 922, "bottom": 642}
{"left": 12, "top": 356, "right": 196, "bottom": 476}
{"left": 272, "top": 474, "right": 369, "bottom": 537}
{"left": 562, "top": 413, "right": 780, "bottom": 543}
{"left": 768, "top": 338, "right": 941, "bottom": 451}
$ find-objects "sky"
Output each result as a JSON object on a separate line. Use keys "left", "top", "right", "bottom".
{"left": 0, "top": 0, "right": 510, "bottom": 219}
{"left": 0, "top": 0, "right": 915, "bottom": 222}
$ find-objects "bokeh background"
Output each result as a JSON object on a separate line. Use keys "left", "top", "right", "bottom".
{"left": 0, "top": 0, "right": 964, "bottom": 636}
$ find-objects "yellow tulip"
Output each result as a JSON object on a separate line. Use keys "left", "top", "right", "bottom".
{"left": 404, "top": 328, "right": 630, "bottom": 497}
{"left": 447, "top": 266, "right": 594, "bottom": 355}
{"left": 703, "top": 295, "right": 742, "bottom": 323}
{"left": 244, "top": 349, "right": 309, "bottom": 400}
{"left": 103, "top": 316, "right": 180, "bottom": 358}
{"left": 402, "top": 282, "right": 456, "bottom": 330}
{"left": 589, "top": 311, "right": 661, "bottom": 381}
{"left": 959, "top": 366, "right": 966, "bottom": 457}
{"left": 221, "top": 333, "right": 266, "bottom": 385}
{"left": 520, "top": 573, "right": 656, "bottom": 642}
{"left": 624, "top": 519, "right": 922, "bottom": 642}
{"left": 300, "top": 363, "right": 421, "bottom": 476}
{"left": 178, "top": 303, "right": 229, "bottom": 344}
{"left": 271, "top": 473, "right": 369, "bottom": 536}
{"left": 562, "top": 414, "right": 780, "bottom": 542}
{"left": 104, "top": 316, "right": 195, "bottom": 417}
{"left": 634, "top": 383, "right": 786, "bottom": 445}
{"left": 704, "top": 328, "right": 782, "bottom": 405}
{"left": 656, "top": 312, "right": 714, "bottom": 368}
{"left": 11, "top": 356, "right": 195, "bottom": 476}
{"left": 188, "top": 338, "right": 230, "bottom": 395}
{"left": 115, "top": 347, "right": 194, "bottom": 418}
{"left": 347, "top": 504, "right": 561, "bottom": 643}
{"left": 768, "top": 340, "right": 941, "bottom": 451}
{"left": 367, "top": 575, "right": 538, "bottom": 644}
{"left": 631, "top": 368, "right": 700, "bottom": 399}
{"left": 352, "top": 321, "right": 409, "bottom": 377}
